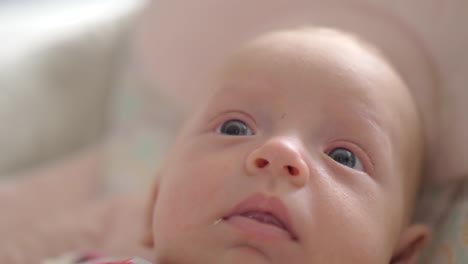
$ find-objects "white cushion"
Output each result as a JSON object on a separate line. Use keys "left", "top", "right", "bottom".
{"left": 0, "top": 1, "right": 145, "bottom": 177}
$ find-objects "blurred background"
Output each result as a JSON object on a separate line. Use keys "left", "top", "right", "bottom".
{"left": 0, "top": 0, "right": 177, "bottom": 192}
{"left": 0, "top": 1, "right": 176, "bottom": 261}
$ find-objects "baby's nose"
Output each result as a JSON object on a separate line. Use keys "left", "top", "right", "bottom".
{"left": 245, "top": 137, "right": 309, "bottom": 188}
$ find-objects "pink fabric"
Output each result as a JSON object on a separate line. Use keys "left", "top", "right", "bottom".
{"left": 0, "top": 148, "right": 153, "bottom": 263}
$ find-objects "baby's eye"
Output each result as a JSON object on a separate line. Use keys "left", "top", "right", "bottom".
{"left": 327, "top": 147, "right": 364, "bottom": 171}
{"left": 216, "top": 119, "right": 254, "bottom": 136}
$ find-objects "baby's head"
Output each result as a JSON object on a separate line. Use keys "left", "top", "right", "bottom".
{"left": 144, "top": 27, "right": 428, "bottom": 263}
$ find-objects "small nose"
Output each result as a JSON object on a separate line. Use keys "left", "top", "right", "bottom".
{"left": 245, "top": 137, "right": 309, "bottom": 188}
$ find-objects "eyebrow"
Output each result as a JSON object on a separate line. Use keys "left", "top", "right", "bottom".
{"left": 324, "top": 99, "right": 393, "bottom": 161}
{"left": 323, "top": 107, "right": 386, "bottom": 143}
{"left": 353, "top": 107, "right": 386, "bottom": 136}
{"left": 327, "top": 89, "right": 388, "bottom": 134}
{"left": 206, "top": 109, "right": 257, "bottom": 126}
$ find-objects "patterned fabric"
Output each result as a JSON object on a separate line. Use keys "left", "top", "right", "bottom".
{"left": 42, "top": 253, "right": 151, "bottom": 264}
{"left": 416, "top": 179, "right": 468, "bottom": 264}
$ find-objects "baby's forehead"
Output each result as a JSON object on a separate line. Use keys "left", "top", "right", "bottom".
{"left": 227, "top": 28, "right": 386, "bottom": 69}
{"left": 246, "top": 28, "right": 383, "bottom": 58}
{"left": 212, "top": 29, "right": 405, "bottom": 108}
{"left": 220, "top": 29, "right": 398, "bottom": 89}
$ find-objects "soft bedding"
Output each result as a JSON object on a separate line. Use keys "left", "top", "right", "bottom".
{"left": 0, "top": 148, "right": 152, "bottom": 263}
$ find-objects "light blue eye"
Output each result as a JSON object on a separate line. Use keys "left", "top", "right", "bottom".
{"left": 216, "top": 119, "right": 253, "bottom": 136}
{"left": 327, "top": 147, "right": 364, "bottom": 171}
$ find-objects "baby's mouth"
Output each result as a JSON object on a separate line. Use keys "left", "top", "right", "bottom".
{"left": 234, "top": 211, "right": 288, "bottom": 231}
{"left": 221, "top": 193, "right": 298, "bottom": 241}
{"left": 222, "top": 210, "right": 297, "bottom": 241}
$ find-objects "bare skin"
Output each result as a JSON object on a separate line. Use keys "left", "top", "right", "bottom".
{"left": 144, "top": 28, "right": 428, "bottom": 264}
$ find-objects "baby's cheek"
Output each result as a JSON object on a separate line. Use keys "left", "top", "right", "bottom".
{"left": 303, "top": 182, "right": 394, "bottom": 262}
{"left": 158, "top": 155, "right": 233, "bottom": 215}
{"left": 332, "top": 208, "right": 389, "bottom": 261}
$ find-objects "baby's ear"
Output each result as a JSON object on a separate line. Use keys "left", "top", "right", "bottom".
{"left": 142, "top": 175, "right": 160, "bottom": 248}
{"left": 390, "top": 224, "right": 430, "bottom": 264}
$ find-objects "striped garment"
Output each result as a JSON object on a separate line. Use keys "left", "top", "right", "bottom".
{"left": 42, "top": 253, "right": 151, "bottom": 264}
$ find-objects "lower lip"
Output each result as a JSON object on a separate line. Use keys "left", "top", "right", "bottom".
{"left": 224, "top": 215, "right": 293, "bottom": 241}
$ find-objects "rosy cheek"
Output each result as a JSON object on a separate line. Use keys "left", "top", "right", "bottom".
{"left": 170, "top": 155, "right": 233, "bottom": 199}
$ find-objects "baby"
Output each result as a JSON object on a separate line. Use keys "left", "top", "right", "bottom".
{"left": 59, "top": 27, "right": 428, "bottom": 264}
{"left": 137, "top": 27, "right": 429, "bottom": 264}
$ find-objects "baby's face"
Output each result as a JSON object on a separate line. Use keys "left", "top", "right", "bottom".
{"left": 148, "top": 29, "right": 426, "bottom": 263}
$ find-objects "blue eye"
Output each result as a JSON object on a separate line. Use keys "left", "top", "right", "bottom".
{"left": 327, "top": 147, "right": 364, "bottom": 171}
{"left": 216, "top": 119, "right": 253, "bottom": 136}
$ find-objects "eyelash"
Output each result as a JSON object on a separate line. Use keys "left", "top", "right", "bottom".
{"left": 216, "top": 119, "right": 254, "bottom": 136}
{"left": 324, "top": 141, "right": 374, "bottom": 175}
{"left": 210, "top": 111, "right": 257, "bottom": 135}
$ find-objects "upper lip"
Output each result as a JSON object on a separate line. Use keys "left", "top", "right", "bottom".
{"left": 223, "top": 193, "right": 298, "bottom": 240}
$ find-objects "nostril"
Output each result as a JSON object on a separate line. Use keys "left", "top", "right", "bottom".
{"left": 255, "top": 158, "right": 269, "bottom": 168}
{"left": 285, "top": 165, "right": 299, "bottom": 176}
